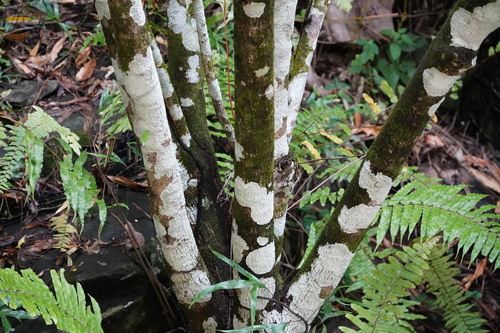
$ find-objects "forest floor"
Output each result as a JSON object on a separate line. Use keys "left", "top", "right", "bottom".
{"left": 0, "top": 1, "right": 499, "bottom": 332}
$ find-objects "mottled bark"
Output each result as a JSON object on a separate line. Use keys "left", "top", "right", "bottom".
{"left": 96, "top": 0, "right": 229, "bottom": 330}
{"left": 231, "top": 0, "right": 277, "bottom": 327}
{"left": 261, "top": 1, "right": 500, "bottom": 331}
{"left": 97, "top": 0, "right": 500, "bottom": 332}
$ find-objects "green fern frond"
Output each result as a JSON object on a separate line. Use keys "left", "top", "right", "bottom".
{"left": 340, "top": 238, "right": 439, "bottom": 333}
{"left": 24, "top": 106, "right": 81, "bottom": 155}
{"left": 59, "top": 151, "right": 107, "bottom": 233}
{"left": 0, "top": 125, "right": 27, "bottom": 192}
{"left": 344, "top": 229, "right": 397, "bottom": 293}
{"left": 423, "top": 248, "right": 487, "bottom": 333}
{"left": 376, "top": 182, "right": 500, "bottom": 269}
{"left": 0, "top": 268, "right": 103, "bottom": 333}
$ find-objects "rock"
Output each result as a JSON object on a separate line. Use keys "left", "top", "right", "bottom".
{"left": 2, "top": 80, "right": 58, "bottom": 106}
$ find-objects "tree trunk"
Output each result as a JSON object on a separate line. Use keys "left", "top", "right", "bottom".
{"left": 96, "top": 0, "right": 500, "bottom": 331}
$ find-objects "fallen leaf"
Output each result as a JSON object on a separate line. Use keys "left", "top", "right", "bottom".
{"left": 466, "top": 166, "right": 500, "bottom": 194}
{"left": 30, "top": 40, "right": 41, "bottom": 57}
{"left": 75, "top": 58, "right": 96, "bottom": 81}
{"left": 461, "top": 259, "right": 487, "bottom": 290}
{"left": 106, "top": 175, "right": 148, "bottom": 189}
{"left": 16, "top": 235, "right": 26, "bottom": 249}
{"left": 75, "top": 46, "right": 91, "bottom": 66}
{"left": 11, "top": 58, "right": 33, "bottom": 76}
{"left": 424, "top": 134, "right": 444, "bottom": 148}
{"left": 124, "top": 222, "right": 145, "bottom": 250}
{"left": 49, "top": 38, "right": 66, "bottom": 64}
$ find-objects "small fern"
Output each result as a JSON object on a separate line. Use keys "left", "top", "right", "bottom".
{"left": 0, "top": 268, "right": 103, "bottom": 333}
{"left": 423, "top": 248, "right": 487, "bottom": 333}
{"left": 0, "top": 124, "right": 27, "bottom": 192}
{"left": 340, "top": 238, "right": 439, "bottom": 333}
{"left": 376, "top": 181, "right": 500, "bottom": 269}
{"left": 59, "top": 150, "right": 107, "bottom": 233}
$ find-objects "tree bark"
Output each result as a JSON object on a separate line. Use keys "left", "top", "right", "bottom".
{"left": 96, "top": 0, "right": 500, "bottom": 331}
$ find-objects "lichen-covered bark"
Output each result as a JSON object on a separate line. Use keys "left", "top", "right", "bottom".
{"left": 96, "top": 0, "right": 229, "bottom": 331}
{"left": 192, "top": 0, "right": 235, "bottom": 149}
{"left": 232, "top": 0, "right": 276, "bottom": 327}
{"left": 261, "top": 1, "right": 500, "bottom": 331}
{"left": 164, "top": 0, "right": 232, "bottom": 291}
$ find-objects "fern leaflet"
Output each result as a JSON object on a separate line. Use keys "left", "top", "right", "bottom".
{"left": 340, "top": 238, "right": 439, "bottom": 333}
{"left": 423, "top": 248, "right": 487, "bottom": 333}
{"left": 0, "top": 268, "right": 103, "bottom": 333}
{"left": 376, "top": 182, "right": 500, "bottom": 269}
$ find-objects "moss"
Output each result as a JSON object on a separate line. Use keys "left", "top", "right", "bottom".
{"left": 106, "top": 0, "right": 150, "bottom": 72}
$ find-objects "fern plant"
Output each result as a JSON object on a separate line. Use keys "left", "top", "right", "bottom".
{"left": 340, "top": 238, "right": 439, "bottom": 333}
{"left": 423, "top": 247, "right": 487, "bottom": 333}
{"left": 0, "top": 107, "right": 107, "bottom": 235}
{"left": 0, "top": 268, "right": 103, "bottom": 333}
{"left": 376, "top": 179, "right": 500, "bottom": 270}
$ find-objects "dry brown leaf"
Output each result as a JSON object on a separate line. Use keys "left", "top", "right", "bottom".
{"left": 353, "top": 125, "right": 382, "bottom": 137}
{"left": 11, "top": 58, "right": 33, "bottom": 75}
{"left": 24, "top": 239, "right": 58, "bottom": 253}
{"left": 106, "top": 175, "right": 148, "bottom": 189}
{"left": 354, "top": 112, "right": 362, "bottom": 127}
{"left": 124, "top": 222, "right": 145, "bottom": 250}
{"left": 75, "top": 46, "right": 91, "bottom": 66}
{"left": 424, "top": 134, "right": 444, "bottom": 148}
{"left": 464, "top": 154, "right": 487, "bottom": 167}
{"left": 466, "top": 166, "right": 500, "bottom": 194}
{"left": 49, "top": 38, "right": 65, "bottom": 64}
{"left": 75, "top": 58, "right": 96, "bottom": 81}
{"left": 461, "top": 258, "right": 487, "bottom": 290}
{"left": 30, "top": 40, "right": 41, "bottom": 56}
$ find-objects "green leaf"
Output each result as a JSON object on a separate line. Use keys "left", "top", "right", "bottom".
{"left": 389, "top": 43, "right": 402, "bottom": 61}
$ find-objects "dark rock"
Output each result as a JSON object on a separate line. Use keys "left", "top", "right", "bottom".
{"left": 2, "top": 80, "right": 58, "bottom": 106}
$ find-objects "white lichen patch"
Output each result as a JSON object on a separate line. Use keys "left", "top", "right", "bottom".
{"left": 181, "top": 97, "right": 194, "bottom": 107}
{"left": 170, "top": 104, "right": 183, "bottom": 121}
{"left": 129, "top": 0, "right": 145, "bottom": 26}
{"left": 182, "top": 18, "right": 200, "bottom": 52}
{"left": 202, "top": 317, "right": 217, "bottom": 333}
{"left": 231, "top": 221, "right": 249, "bottom": 263}
{"left": 255, "top": 65, "right": 269, "bottom": 77}
{"left": 234, "top": 176, "right": 273, "bottom": 225}
{"left": 265, "top": 84, "right": 274, "bottom": 100}
{"left": 428, "top": 97, "right": 445, "bottom": 117}
{"left": 288, "top": 72, "right": 308, "bottom": 109}
{"left": 338, "top": 204, "right": 381, "bottom": 234}
{"left": 283, "top": 243, "right": 353, "bottom": 332}
{"left": 235, "top": 141, "right": 244, "bottom": 161}
{"left": 450, "top": 3, "right": 500, "bottom": 51}
{"left": 170, "top": 270, "right": 212, "bottom": 305}
{"left": 208, "top": 80, "right": 222, "bottom": 102}
{"left": 94, "top": 0, "right": 110, "bottom": 20}
{"left": 257, "top": 237, "right": 269, "bottom": 246}
{"left": 422, "top": 67, "right": 460, "bottom": 97}
{"left": 186, "top": 55, "right": 200, "bottom": 84}
{"left": 157, "top": 68, "right": 174, "bottom": 99}
{"left": 273, "top": 0, "right": 294, "bottom": 79}
{"left": 157, "top": 185, "right": 200, "bottom": 271}
{"left": 181, "top": 133, "right": 192, "bottom": 148}
{"left": 246, "top": 242, "right": 275, "bottom": 275}
{"left": 167, "top": 0, "right": 185, "bottom": 34}
{"left": 238, "top": 277, "right": 275, "bottom": 310}
{"left": 274, "top": 214, "right": 286, "bottom": 238}
{"left": 233, "top": 308, "right": 250, "bottom": 330}
{"left": 358, "top": 161, "right": 392, "bottom": 204}
{"left": 150, "top": 40, "right": 163, "bottom": 66}
{"left": 243, "top": 2, "right": 266, "bottom": 18}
